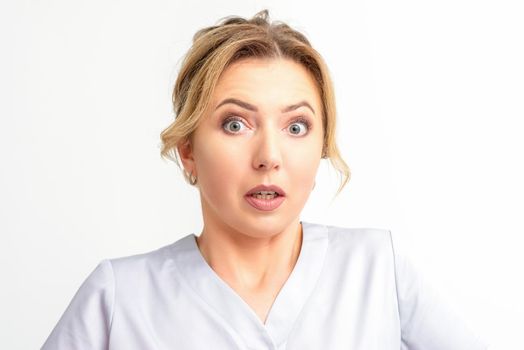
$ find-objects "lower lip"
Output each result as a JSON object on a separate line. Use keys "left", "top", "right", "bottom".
{"left": 245, "top": 195, "right": 285, "bottom": 211}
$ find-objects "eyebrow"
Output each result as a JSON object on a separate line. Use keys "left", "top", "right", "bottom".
{"left": 215, "top": 98, "right": 316, "bottom": 115}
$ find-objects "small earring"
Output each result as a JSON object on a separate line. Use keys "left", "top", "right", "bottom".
{"left": 189, "top": 171, "right": 198, "bottom": 185}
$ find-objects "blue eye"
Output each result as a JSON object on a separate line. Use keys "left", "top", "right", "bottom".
{"left": 222, "top": 117, "right": 246, "bottom": 134}
{"left": 221, "top": 116, "right": 312, "bottom": 136}
{"left": 288, "top": 118, "right": 311, "bottom": 136}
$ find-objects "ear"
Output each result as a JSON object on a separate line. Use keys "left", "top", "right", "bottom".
{"left": 177, "top": 138, "right": 196, "bottom": 176}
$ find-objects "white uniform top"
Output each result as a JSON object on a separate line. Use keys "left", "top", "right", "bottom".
{"left": 42, "top": 221, "right": 486, "bottom": 349}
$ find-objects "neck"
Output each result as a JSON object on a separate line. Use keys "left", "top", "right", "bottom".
{"left": 195, "top": 219, "right": 303, "bottom": 293}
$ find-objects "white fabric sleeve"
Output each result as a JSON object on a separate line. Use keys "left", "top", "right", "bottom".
{"left": 41, "top": 259, "right": 115, "bottom": 350}
{"left": 388, "top": 230, "right": 488, "bottom": 350}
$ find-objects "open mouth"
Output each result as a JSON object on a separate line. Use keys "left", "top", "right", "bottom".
{"left": 244, "top": 184, "right": 286, "bottom": 211}
{"left": 249, "top": 191, "right": 280, "bottom": 200}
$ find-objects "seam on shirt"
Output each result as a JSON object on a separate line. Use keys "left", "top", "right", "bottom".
{"left": 169, "top": 257, "right": 245, "bottom": 349}
{"left": 284, "top": 224, "right": 331, "bottom": 347}
{"left": 387, "top": 229, "right": 402, "bottom": 340}
{"left": 105, "top": 259, "right": 116, "bottom": 338}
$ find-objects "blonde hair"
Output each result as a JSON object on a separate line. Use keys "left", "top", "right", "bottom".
{"left": 160, "top": 10, "right": 351, "bottom": 195}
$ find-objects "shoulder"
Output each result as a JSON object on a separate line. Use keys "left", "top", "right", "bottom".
{"left": 106, "top": 234, "right": 194, "bottom": 276}
{"left": 303, "top": 221, "right": 393, "bottom": 256}
{"left": 326, "top": 223, "right": 391, "bottom": 245}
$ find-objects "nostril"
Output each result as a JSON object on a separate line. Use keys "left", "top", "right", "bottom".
{"left": 253, "top": 153, "right": 281, "bottom": 170}
{"left": 257, "top": 162, "right": 278, "bottom": 169}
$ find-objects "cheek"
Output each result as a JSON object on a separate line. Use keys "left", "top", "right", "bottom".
{"left": 287, "top": 155, "right": 319, "bottom": 185}
{"left": 193, "top": 136, "right": 246, "bottom": 193}
{"left": 285, "top": 139, "right": 322, "bottom": 190}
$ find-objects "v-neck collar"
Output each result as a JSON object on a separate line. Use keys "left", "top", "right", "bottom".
{"left": 171, "top": 221, "right": 329, "bottom": 349}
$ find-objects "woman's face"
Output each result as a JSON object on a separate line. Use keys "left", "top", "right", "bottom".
{"left": 179, "top": 58, "right": 324, "bottom": 238}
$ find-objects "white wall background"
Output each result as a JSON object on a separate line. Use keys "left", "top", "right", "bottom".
{"left": 1, "top": 0, "right": 522, "bottom": 348}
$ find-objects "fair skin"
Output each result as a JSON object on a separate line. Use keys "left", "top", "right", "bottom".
{"left": 177, "top": 57, "right": 324, "bottom": 324}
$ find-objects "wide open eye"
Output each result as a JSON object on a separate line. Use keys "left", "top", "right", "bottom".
{"left": 222, "top": 116, "right": 247, "bottom": 134}
{"left": 287, "top": 117, "right": 311, "bottom": 136}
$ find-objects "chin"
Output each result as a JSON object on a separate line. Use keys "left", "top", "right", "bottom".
{"left": 234, "top": 214, "right": 298, "bottom": 238}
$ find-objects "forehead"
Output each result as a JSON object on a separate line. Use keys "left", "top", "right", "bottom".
{"left": 211, "top": 58, "right": 322, "bottom": 111}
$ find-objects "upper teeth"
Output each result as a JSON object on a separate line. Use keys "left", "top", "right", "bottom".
{"left": 255, "top": 191, "right": 277, "bottom": 195}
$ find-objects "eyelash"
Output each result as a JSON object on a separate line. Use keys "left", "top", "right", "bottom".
{"left": 221, "top": 115, "right": 312, "bottom": 135}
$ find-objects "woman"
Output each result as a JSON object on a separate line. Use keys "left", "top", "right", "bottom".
{"left": 42, "top": 10, "right": 486, "bottom": 349}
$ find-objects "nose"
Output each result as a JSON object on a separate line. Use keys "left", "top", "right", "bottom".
{"left": 252, "top": 127, "right": 282, "bottom": 171}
